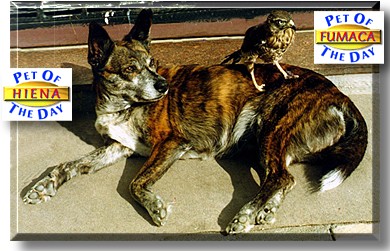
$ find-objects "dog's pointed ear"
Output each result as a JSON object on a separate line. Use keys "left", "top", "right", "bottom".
{"left": 88, "top": 22, "right": 115, "bottom": 70}
{"left": 123, "top": 9, "right": 153, "bottom": 48}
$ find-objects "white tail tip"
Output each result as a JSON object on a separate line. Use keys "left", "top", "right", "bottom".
{"left": 320, "top": 169, "right": 345, "bottom": 192}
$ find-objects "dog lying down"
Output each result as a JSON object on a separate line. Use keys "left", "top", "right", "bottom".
{"left": 23, "top": 10, "right": 368, "bottom": 235}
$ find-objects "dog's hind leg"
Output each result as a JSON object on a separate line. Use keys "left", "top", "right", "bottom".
{"left": 23, "top": 141, "right": 133, "bottom": 204}
{"left": 130, "top": 136, "right": 191, "bottom": 227}
{"left": 225, "top": 169, "right": 295, "bottom": 234}
{"left": 225, "top": 115, "right": 297, "bottom": 234}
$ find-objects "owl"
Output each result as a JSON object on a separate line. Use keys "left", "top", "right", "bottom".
{"left": 221, "top": 10, "right": 298, "bottom": 91}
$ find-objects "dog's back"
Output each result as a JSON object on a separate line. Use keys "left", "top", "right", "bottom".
{"left": 154, "top": 64, "right": 261, "bottom": 157}
{"left": 154, "top": 64, "right": 367, "bottom": 234}
{"left": 157, "top": 63, "right": 367, "bottom": 193}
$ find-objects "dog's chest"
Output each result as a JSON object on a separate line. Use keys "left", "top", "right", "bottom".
{"left": 95, "top": 112, "right": 151, "bottom": 157}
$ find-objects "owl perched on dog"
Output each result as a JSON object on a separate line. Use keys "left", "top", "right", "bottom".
{"left": 221, "top": 10, "right": 298, "bottom": 91}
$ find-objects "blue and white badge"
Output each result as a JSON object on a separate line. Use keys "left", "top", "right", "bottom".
{"left": 2, "top": 68, "right": 72, "bottom": 121}
{"left": 314, "top": 11, "right": 384, "bottom": 64}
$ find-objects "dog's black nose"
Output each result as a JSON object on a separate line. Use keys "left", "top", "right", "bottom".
{"left": 154, "top": 79, "right": 168, "bottom": 93}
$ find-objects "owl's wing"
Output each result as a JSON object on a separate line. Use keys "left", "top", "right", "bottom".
{"left": 240, "top": 24, "right": 267, "bottom": 54}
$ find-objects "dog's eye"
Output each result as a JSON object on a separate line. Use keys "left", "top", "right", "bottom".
{"left": 124, "top": 65, "right": 137, "bottom": 73}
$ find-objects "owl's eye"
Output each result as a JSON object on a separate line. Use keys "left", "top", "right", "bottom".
{"left": 276, "top": 20, "right": 286, "bottom": 26}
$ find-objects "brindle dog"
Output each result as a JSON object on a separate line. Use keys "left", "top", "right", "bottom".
{"left": 23, "top": 9, "right": 367, "bottom": 234}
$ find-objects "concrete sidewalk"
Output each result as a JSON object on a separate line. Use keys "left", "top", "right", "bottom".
{"left": 10, "top": 33, "right": 379, "bottom": 240}
{"left": 11, "top": 91, "right": 378, "bottom": 240}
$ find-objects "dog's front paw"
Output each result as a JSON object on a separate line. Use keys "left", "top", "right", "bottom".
{"left": 144, "top": 195, "right": 172, "bottom": 226}
{"left": 23, "top": 175, "right": 57, "bottom": 204}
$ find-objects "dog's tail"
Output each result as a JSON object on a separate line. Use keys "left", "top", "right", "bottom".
{"left": 304, "top": 101, "right": 368, "bottom": 192}
{"left": 221, "top": 50, "right": 242, "bottom": 65}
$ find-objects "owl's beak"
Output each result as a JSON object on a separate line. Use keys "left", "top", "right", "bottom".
{"left": 289, "top": 20, "right": 296, "bottom": 30}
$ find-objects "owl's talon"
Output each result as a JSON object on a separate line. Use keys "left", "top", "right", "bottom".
{"left": 285, "top": 73, "right": 299, "bottom": 79}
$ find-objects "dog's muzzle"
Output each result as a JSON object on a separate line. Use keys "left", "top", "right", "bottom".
{"left": 154, "top": 78, "right": 169, "bottom": 94}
